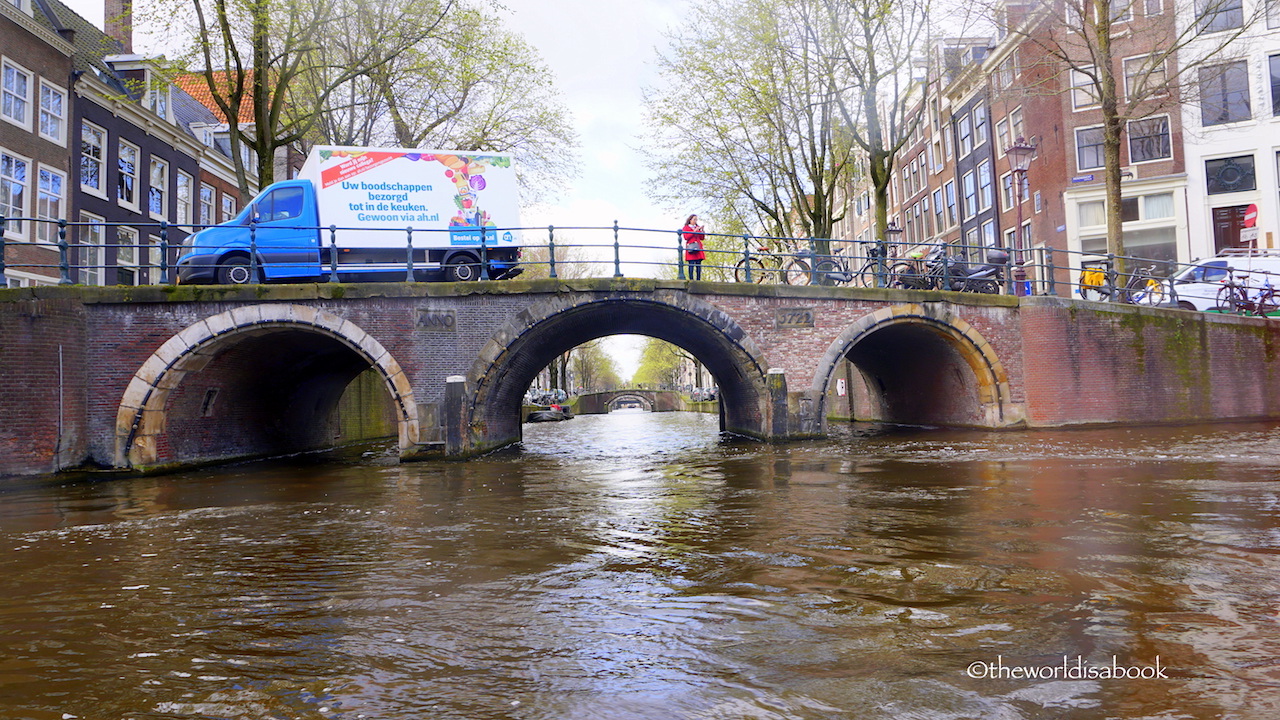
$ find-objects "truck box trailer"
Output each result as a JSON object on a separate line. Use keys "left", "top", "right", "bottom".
{"left": 177, "top": 146, "right": 523, "bottom": 284}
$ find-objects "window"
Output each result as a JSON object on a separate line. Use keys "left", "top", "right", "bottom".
{"left": 36, "top": 167, "right": 63, "bottom": 244}
{"left": 1, "top": 150, "right": 29, "bottom": 238}
{"left": 1200, "top": 61, "right": 1251, "bottom": 126}
{"left": 1009, "top": 107, "right": 1025, "bottom": 141}
{"left": 1145, "top": 0, "right": 1163, "bottom": 15}
{"left": 996, "top": 119, "right": 1010, "bottom": 155}
{"left": 80, "top": 123, "right": 106, "bottom": 195}
{"left": 933, "top": 188, "right": 945, "bottom": 230}
{"left": 199, "top": 183, "right": 215, "bottom": 226}
{"left": 79, "top": 212, "right": 104, "bottom": 286}
{"left": 177, "top": 171, "right": 193, "bottom": 227}
{"left": 146, "top": 79, "right": 169, "bottom": 121}
{"left": 1128, "top": 116, "right": 1171, "bottom": 162}
{"left": 1270, "top": 55, "right": 1280, "bottom": 116}
{"left": 2, "top": 59, "right": 32, "bottom": 128}
{"left": 1197, "top": 0, "right": 1243, "bottom": 32}
{"left": 115, "top": 226, "right": 138, "bottom": 285}
{"left": 147, "top": 235, "right": 163, "bottom": 283}
{"left": 957, "top": 114, "right": 973, "bottom": 156}
{"left": 1205, "top": 155, "right": 1256, "bottom": 194}
{"left": 1269, "top": 0, "right": 1280, "bottom": 28}
{"left": 1121, "top": 197, "right": 1141, "bottom": 222}
{"left": 978, "top": 161, "right": 993, "bottom": 211}
{"left": 1106, "top": 0, "right": 1133, "bottom": 22}
{"left": 1034, "top": 190, "right": 1042, "bottom": 213}
{"left": 1001, "top": 172, "right": 1014, "bottom": 211}
{"left": 255, "top": 186, "right": 304, "bottom": 222}
{"left": 1144, "top": 193, "right": 1174, "bottom": 219}
{"left": 1079, "top": 200, "right": 1106, "bottom": 227}
{"left": 1072, "top": 68, "right": 1098, "bottom": 109}
{"left": 38, "top": 81, "right": 65, "bottom": 143}
{"left": 973, "top": 106, "right": 988, "bottom": 146}
{"left": 944, "top": 181, "right": 957, "bottom": 226}
{"left": 148, "top": 157, "right": 168, "bottom": 219}
{"left": 221, "top": 193, "right": 237, "bottom": 223}
{"left": 962, "top": 171, "right": 977, "bottom": 219}
{"left": 1124, "top": 55, "right": 1166, "bottom": 99}
{"left": 118, "top": 141, "right": 139, "bottom": 208}
{"left": 1076, "top": 126, "right": 1105, "bottom": 170}
{"left": 982, "top": 219, "right": 996, "bottom": 247}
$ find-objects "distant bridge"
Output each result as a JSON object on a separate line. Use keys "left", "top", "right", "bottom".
{"left": 575, "top": 389, "right": 683, "bottom": 414}
{"left": 3, "top": 277, "right": 1280, "bottom": 478}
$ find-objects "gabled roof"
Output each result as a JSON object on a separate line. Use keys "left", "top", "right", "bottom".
{"left": 173, "top": 72, "right": 257, "bottom": 124}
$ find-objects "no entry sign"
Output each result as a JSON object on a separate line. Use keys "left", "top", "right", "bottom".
{"left": 1243, "top": 203, "right": 1258, "bottom": 228}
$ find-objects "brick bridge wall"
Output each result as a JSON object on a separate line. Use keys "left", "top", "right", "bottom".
{"left": 2, "top": 278, "right": 1279, "bottom": 478}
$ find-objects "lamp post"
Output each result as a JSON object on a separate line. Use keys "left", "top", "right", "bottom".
{"left": 880, "top": 220, "right": 903, "bottom": 287}
{"left": 1005, "top": 137, "right": 1036, "bottom": 296}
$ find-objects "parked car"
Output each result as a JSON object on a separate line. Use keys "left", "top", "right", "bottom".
{"left": 1164, "top": 249, "right": 1280, "bottom": 312}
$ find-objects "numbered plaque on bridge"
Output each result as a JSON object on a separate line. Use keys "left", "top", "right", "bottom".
{"left": 775, "top": 307, "right": 815, "bottom": 328}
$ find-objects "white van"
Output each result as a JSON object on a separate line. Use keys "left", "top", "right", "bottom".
{"left": 1165, "top": 249, "right": 1280, "bottom": 312}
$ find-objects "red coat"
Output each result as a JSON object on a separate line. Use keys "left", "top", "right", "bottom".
{"left": 682, "top": 224, "right": 706, "bottom": 260}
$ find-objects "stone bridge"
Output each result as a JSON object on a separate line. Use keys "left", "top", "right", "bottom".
{"left": 575, "top": 389, "right": 682, "bottom": 414}
{"left": 3, "top": 277, "right": 1280, "bottom": 478}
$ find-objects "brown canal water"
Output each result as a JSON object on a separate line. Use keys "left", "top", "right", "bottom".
{"left": 2, "top": 411, "right": 1280, "bottom": 719}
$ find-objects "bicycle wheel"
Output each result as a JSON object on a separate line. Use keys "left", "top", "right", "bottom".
{"left": 783, "top": 258, "right": 811, "bottom": 285}
{"left": 1256, "top": 289, "right": 1278, "bottom": 317}
{"left": 812, "top": 259, "right": 841, "bottom": 285}
{"left": 734, "top": 257, "right": 769, "bottom": 283}
{"left": 1131, "top": 277, "right": 1166, "bottom": 306}
{"left": 854, "top": 261, "right": 880, "bottom": 288}
{"left": 970, "top": 278, "right": 1000, "bottom": 294}
{"left": 886, "top": 261, "right": 916, "bottom": 289}
{"left": 1216, "top": 285, "right": 1245, "bottom": 314}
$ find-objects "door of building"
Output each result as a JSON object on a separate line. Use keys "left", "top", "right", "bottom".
{"left": 1213, "top": 205, "right": 1249, "bottom": 252}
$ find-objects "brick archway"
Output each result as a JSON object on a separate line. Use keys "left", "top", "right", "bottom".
{"left": 114, "top": 304, "right": 419, "bottom": 469}
{"left": 461, "top": 291, "right": 772, "bottom": 454}
{"left": 812, "top": 303, "right": 1020, "bottom": 428}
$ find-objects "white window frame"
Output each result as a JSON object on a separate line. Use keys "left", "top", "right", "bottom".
{"left": 1269, "top": 0, "right": 1280, "bottom": 28}
{"left": 0, "top": 148, "right": 31, "bottom": 241}
{"left": 176, "top": 171, "right": 193, "bottom": 227}
{"left": 221, "top": 193, "right": 237, "bottom": 223}
{"left": 1009, "top": 106, "right": 1025, "bottom": 142}
{"left": 962, "top": 170, "right": 977, "bottom": 219}
{"left": 37, "top": 80, "right": 66, "bottom": 145}
{"left": 1000, "top": 172, "right": 1014, "bottom": 212}
{"left": 117, "top": 140, "right": 140, "bottom": 210}
{"left": 1075, "top": 125, "right": 1106, "bottom": 171}
{"left": 978, "top": 161, "right": 994, "bottom": 211}
{"left": 199, "top": 182, "right": 215, "bottom": 227}
{"left": 957, "top": 113, "right": 973, "bottom": 157}
{"left": 115, "top": 225, "right": 139, "bottom": 286}
{"left": 80, "top": 122, "right": 107, "bottom": 198}
{"left": 1124, "top": 55, "right": 1167, "bottom": 100}
{"left": 1, "top": 57, "right": 33, "bottom": 131}
{"left": 1145, "top": 0, "right": 1163, "bottom": 16}
{"left": 79, "top": 212, "right": 105, "bottom": 286}
{"left": 1103, "top": 0, "right": 1133, "bottom": 23}
{"left": 973, "top": 106, "right": 988, "bottom": 147}
{"left": 148, "top": 156, "right": 169, "bottom": 221}
{"left": 1199, "top": 60, "right": 1252, "bottom": 127}
{"left": 1127, "top": 115, "right": 1172, "bottom": 164}
{"left": 147, "top": 234, "right": 163, "bottom": 283}
{"left": 1072, "top": 68, "right": 1099, "bottom": 110}
{"left": 36, "top": 165, "right": 64, "bottom": 246}
{"left": 146, "top": 76, "right": 169, "bottom": 122}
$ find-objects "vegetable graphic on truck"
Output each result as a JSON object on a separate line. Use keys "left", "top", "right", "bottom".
{"left": 177, "top": 146, "right": 523, "bottom": 284}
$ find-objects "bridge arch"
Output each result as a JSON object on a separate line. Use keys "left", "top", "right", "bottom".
{"left": 811, "top": 303, "right": 1017, "bottom": 428}
{"left": 114, "top": 304, "right": 419, "bottom": 469}
{"left": 464, "top": 293, "right": 770, "bottom": 453}
{"left": 609, "top": 393, "right": 654, "bottom": 411}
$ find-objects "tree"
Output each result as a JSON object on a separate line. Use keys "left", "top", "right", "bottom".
{"left": 992, "top": 0, "right": 1259, "bottom": 264}
{"left": 644, "top": 0, "right": 857, "bottom": 249}
{"left": 812, "top": 0, "right": 933, "bottom": 256}
{"left": 306, "top": 2, "right": 580, "bottom": 205}
{"left": 632, "top": 338, "right": 705, "bottom": 389}
{"left": 568, "top": 340, "right": 622, "bottom": 392}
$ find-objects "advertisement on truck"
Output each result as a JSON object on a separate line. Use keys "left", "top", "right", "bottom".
{"left": 177, "top": 146, "right": 524, "bottom": 285}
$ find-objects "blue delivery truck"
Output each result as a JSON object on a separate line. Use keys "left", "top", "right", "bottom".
{"left": 177, "top": 146, "right": 523, "bottom": 284}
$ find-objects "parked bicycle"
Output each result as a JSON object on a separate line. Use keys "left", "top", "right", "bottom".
{"left": 1214, "top": 268, "right": 1278, "bottom": 317}
{"left": 1078, "top": 261, "right": 1167, "bottom": 305}
{"left": 734, "top": 241, "right": 811, "bottom": 284}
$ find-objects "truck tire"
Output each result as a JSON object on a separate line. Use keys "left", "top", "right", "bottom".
{"left": 217, "top": 256, "right": 253, "bottom": 284}
{"left": 446, "top": 255, "right": 480, "bottom": 282}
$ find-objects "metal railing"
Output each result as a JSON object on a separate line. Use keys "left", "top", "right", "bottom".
{"left": 1, "top": 214, "right": 1276, "bottom": 316}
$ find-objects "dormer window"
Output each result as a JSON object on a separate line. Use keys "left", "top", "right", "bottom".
{"left": 146, "top": 74, "right": 169, "bottom": 121}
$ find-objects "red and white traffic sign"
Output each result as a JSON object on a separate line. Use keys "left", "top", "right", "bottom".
{"left": 1243, "top": 203, "right": 1258, "bottom": 228}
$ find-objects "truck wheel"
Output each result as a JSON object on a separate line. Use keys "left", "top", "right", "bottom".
{"left": 446, "top": 256, "right": 480, "bottom": 282}
{"left": 217, "top": 257, "right": 253, "bottom": 284}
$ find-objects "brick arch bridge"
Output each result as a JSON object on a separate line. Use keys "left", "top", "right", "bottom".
{"left": 575, "top": 390, "right": 682, "bottom": 414}
{"left": 4, "top": 277, "right": 1280, "bottom": 477}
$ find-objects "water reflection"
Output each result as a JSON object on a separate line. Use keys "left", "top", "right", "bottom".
{"left": 1, "top": 414, "right": 1280, "bottom": 718}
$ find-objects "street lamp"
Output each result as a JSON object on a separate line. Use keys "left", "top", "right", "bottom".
{"left": 1006, "top": 137, "right": 1036, "bottom": 296}
{"left": 879, "top": 220, "right": 903, "bottom": 287}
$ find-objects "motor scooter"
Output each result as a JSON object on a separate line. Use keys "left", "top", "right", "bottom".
{"left": 926, "top": 248, "right": 1006, "bottom": 293}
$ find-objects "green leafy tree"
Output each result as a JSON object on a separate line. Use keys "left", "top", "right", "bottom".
{"left": 644, "top": 0, "right": 857, "bottom": 250}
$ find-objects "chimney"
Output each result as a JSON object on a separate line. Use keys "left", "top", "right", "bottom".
{"left": 104, "top": 0, "right": 132, "bottom": 53}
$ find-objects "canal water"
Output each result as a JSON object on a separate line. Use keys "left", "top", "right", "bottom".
{"left": 2, "top": 411, "right": 1280, "bottom": 719}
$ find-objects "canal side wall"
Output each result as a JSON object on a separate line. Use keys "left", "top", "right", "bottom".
{"left": 5, "top": 280, "right": 1280, "bottom": 478}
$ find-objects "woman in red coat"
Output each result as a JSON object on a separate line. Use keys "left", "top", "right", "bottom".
{"left": 682, "top": 213, "right": 706, "bottom": 280}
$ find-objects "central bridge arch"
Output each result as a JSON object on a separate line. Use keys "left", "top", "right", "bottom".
{"left": 463, "top": 292, "right": 771, "bottom": 454}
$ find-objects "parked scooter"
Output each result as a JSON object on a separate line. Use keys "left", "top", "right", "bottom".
{"left": 925, "top": 247, "right": 1006, "bottom": 294}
